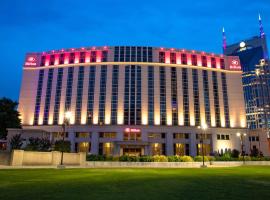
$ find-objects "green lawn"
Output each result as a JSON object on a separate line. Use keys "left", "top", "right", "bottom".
{"left": 0, "top": 166, "right": 270, "bottom": 200}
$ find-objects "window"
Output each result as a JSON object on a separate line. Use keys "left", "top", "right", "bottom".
{"left": 33, "top": 69, "right": 44, "bottom": 125}
{"left": 99, "top": 132, "right": 117, "bottom": 138}
{"left": 151, "top": 143, "right": 165, "bottom": 155}
{"left": 221, "top": 73, "right": 230, "bottom": 127}
{"left": 191, "top": 54, "right": 197, "bottom": 66}
{"left": 43, "top": 68, "right": 54, "bottom": 125}
{"left": 111, "top": 66, "right": 119, "bottom": 125}
{"left": 170, "top": 53, "right": 176, "bottom": 64}
{"left": 192, "top": 69, "right": 200, "bottom": 126}
{"left": 159, "top": 52, "right": 165, "bottom": 63}
{"left": 202, "top": 70, "right": 211, "bottom": 126}
{"left": 174, "top": 133, "right": 189, "bottom": 139}
{"left": 98, "top": 65, "right": 107, "bottom": 124}
{"left": 181, "top": 54, "right": 187, "bottom": 64}
{"left": 202, "top": 56, "right": 207, "bottom": 67}
{"left": 171, "top": 67, "right": 178, "bottom": 125}
{"left": 160, "top": 66, "right": 166, "bottom": 125}
{"left": 87, "top": 66, "right": 96, "bottom": 124}
{"left": 217, "top": 134, "right": 230, "bottom": 140}
{"left": 53, "top": 68, "right": 63, "bottom": 125}
{"left": 148, "top": 133, "right": 165, "bottom": 139}
{"left": 76, "top": 132, "right": 90, "bottom": 138}
{"left": 65, "top": 67, "right": 74, "bottom": 112}
{"left": 148, "top": 66, "right": 154, "bottom": 125}
{"left": 211, "top": 57, "right": 216, "bottom": 68}
{"left": 182, "top": 68, "right": 189, "bottom": 126}
{"left": 75, "top": 66, "right": 84, "bottom": 124}
{"left": 212, "top": 71, "right": 221, "bottom": 127}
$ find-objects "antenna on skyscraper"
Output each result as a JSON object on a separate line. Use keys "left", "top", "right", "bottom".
{"left": 259, "top": 13, "right": 265, "bottom": 38}
{"left": 222, "top": 27, "right": 227, "bottom": 52}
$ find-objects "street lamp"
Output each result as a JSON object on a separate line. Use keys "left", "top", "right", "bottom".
{"left": 198, "top": 124, "right": 208, "bottom": 167}
{"left": 60, "top": 111, "right": 71, "bottom": 166}
{"left": 237, "top": 132, "right": 247, "bottom": 164}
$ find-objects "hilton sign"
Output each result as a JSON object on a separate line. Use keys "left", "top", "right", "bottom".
{"left": 24, "top": 54, "right": 39, "bottom": 67}
{"left": 226, "top": 56, "right": 241, "bottom": 70}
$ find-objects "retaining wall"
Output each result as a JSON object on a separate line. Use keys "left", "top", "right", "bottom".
{"left": 10, "top": 150, "right": 86, "bottom": 166}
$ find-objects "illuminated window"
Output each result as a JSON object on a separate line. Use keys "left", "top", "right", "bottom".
{"left": 174, "top": 133, "right": 189, "bottom": 139}
{"left": 99, "top": 132, "right": 117, "bottom": 138}
{"left": 182, "top": 68, "right": 189, "bottom": 126}
{"left": 33, "top": 69, "right": 44, "bottom": 125}
{"left": 211, "top": 57, "right": 216, "bottom": 68}
{"left": 170, "top": 52, "right": 176, "bottom": 64}
{"left": 192, "top": 69, "right": 200, "bottom": 126}
{"left": 197, "top": 144, "right": 211, "bottom": 156}
{"left": 53, "top": 68, "right": 63, "bottom": 125}
{"left": 75, "top": 132, "right": 91, "bottom": 138}
{"left": 160, "top": 66, "right": 166, "bottom": 125}
{"left": 77, "top": 142, "right": 90, "bottom": 153}
{"left": 100, "top": 142, "right": 114, "bottom": 155}
{"left": 159, "top": 52, "right": 165, "bottom": 63}
{"left": 43, "top": 68, "right": 54, "bottom": 125}
{"left": 75, "top": 66, "right": 84, "bottom": 124}
{"left": 181, "top": 54, "right": 187, "bottom": 65}
{"left": 174, "top": 143, "right": 186, "bottom": 156}
{"left": 202, "top": 70, "right": 211, "bottom": 126}
{"left": 212, "top": 71, "right": 221, "bottom": 127}
{"left": 123, "top": 131, "right": 141, "bottom": 141}
{"left": 202, "top": 56, "right": 207, "bottom": 67}
{"left": 151, "top": 143, "right": 165, "bottom": 155}
{"left": 98, "top": 65, "right": 107, "bottom": 124}
{"left": 87, "top": 66, "right": 96, "bottom": 124}
{"left": 171, "top": 67, "right": 178, "bottom": 125}
{"left": 191, "top": 54, "right": 197, "bottom": 65}
{"left": 148, "top": 133, "right": 166, "bottom": 139}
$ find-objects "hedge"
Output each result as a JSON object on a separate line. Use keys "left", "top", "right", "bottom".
{"left": 86, "top": 154, "right": 270, "bottom": 162}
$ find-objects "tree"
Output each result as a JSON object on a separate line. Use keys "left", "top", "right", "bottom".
{"left": 0, "top": 98, "right": 21, "bottom": 139}
{"left": 10, "top": 134, "right": 23, "bottom": 150}
{"left": 54, "top": 140, "right": 71, "bottom": 152}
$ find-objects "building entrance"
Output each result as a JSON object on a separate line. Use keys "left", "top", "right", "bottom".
{"left": 123, "top": 147, "right": 142, "bottom": 156}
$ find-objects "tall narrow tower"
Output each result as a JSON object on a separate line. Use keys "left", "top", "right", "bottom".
{"left": 222, "top": 27, "right": 227, "bottom": 52}
{"left": 259, "top": 13, "right": 265, "bottom": 38}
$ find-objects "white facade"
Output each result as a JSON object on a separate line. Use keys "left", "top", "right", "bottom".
{"left": 8, "top": 46, "right": 259, "bottom": 156}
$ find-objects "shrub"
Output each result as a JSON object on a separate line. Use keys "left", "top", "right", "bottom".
{"left": 194, "top": 156, "right": 209, "bottom": 162}
{"left": 153, "top": 155, "right": 168, "bottom": 162}
{"left": 25, "top": 137, "right": 51, "bottom": 151}
{"left": 231, "top": 149, "right": 240, "bottom": 158}
{"left": 207, "top": 156, "right": 215, "bottom": 161}
{"left": 9, "top": 134, "right": 23, "bottom": 150}
{"left": 180, "top": 156, "right": 194, "bottom": 162}
{"left": 239, "top": 156, "right": 251, "bottom": 161}
{"left": 54, "top": 140, "right": 71, "bottom": 152}
{"left": 167, "top": 155, "right": 181, "bottom": 162}
{"left": 86, "top": 154, "right": 106, "bottom": 161}
{"left": 139, "top": 156, "right": 154, "bottom": 162}
{"left": 119, "top": 155, "right": 139, "bottom": 162}
{"left": 250, "top": 148, "right": 259, "bottom": 157}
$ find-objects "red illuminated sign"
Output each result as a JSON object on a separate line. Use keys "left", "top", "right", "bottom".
{"left": 227, "top": 57, "right": 241, "bottom": 70}
{"left": 24, "top": 55, "right": 38, "bottom": 67}
{"left": 124, "top": 128, "right": 141, "bottom": 133}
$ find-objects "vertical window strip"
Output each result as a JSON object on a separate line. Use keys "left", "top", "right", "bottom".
{"left": 98, "top": 65, "right": 107, "bottom": 124}
{"left": 136, "top": 66, "right": 142, "bottom": 125}
{"left": 75, "top": 66, "right": 84, "bottom": 124}
{"left": 160, "top": 66, "right": 166, "bottom": 125}
{"left": 111, "top": 65, "right": 119, "bottom": 125}
{"left": 212, "top": 71, "right": 221, "bottom": 127}
{"left": 124, "top": 66, "right": 130, "bottom": 125}
{"left": 192, "top": 69, "right": 200, "bottom": 126}
{"left": 182, "top": 68, "right": 190, "bottom": 126}
{"left": 43, "top": 68, "right": 54, "bottom": 125}
{"left": 171, "top": 67, "right": 178, "bottom": 125}
{"left": 33, "top": 69, "right": 45, "bottom": 125}
{"left": 65, "top": 67, "right": 74, "bottom": 112}
{"left": 53, "top": 68, "right": 63, "bottom": 125}
{"left": 221, "top": 72, "right": 230, "bottom": 127}
{"left": 148, "top": 66, "right": 154, "bottom": 125}
{"left": 202, "top": 70, "right": 211, "bottom": 126}
{"left": 87, "top": 66, "right": 96, "bottom": 124}
{"left": 130, "top": 66, "right": 136, "bottom": 125}
{"left": 114, "top": 47, "right": 119, "bottom": 62}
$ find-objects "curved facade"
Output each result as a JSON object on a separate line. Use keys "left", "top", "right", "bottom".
{"left": 10, "top": 46, "right": 248, "bottom": 156}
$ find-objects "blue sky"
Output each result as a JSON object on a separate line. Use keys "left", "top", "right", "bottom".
{"left": 0, "top": 0, "right": 269, "bottom": 100}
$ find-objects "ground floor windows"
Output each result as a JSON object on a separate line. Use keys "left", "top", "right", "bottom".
{"left": 99, "top": 142, "right": 114, "bottom": 156}
{"left": 75, "top": 132, "right": 91, "bottom": 139}
{"left": 151, "top": 143, "right": 165, "bottom": 155}
{"left": 75, "top": 142, "right": 91, "bottom": 153}
{"left": 174, "top": 143, "right": 189, "bottom": 156}
{"left": 99, "top": 132, "right": 117, "bottom": 139}
{"left": 196, "top": 144, "right": 211, "bottom": 156}
{"left": 123, "top": 129, "right": 141, "bottom": 141}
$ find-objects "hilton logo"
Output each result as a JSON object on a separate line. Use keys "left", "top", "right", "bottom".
{"left": 229, "top": 58, "right": 241, "bottom": 70}
{"left": 25, "top": 55, "right": 38, "bottom": 66}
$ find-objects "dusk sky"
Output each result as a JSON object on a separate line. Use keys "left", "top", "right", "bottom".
{"left": 1, "top": 0, "right": 270, "bottom": 100}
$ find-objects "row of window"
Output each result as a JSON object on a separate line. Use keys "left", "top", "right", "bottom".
{"left": 159, "top": 52, "right": 225, "bottom": 69}
{"left": 114, "top": 46, "right": 153, "bottom": 62}
{"left": 33, "top": 65, "right": 230, "bottom": 127}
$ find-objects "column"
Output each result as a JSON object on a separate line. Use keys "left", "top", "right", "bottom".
{"left": 68, "top": 131, "right": 75, "bottom": 152}
{"left": 190, "top": 132, "right": 197, "bottom": 156}
{"left": 166, "top": 132, "right": 174, "bottom": 156}
{"left": 91, "top": 132, "right": 99, "bottom": 155}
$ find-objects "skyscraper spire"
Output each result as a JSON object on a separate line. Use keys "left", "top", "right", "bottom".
{"left": 259, "top": 13, "right": 265, "bottom": 38}
{"left": 222, "top": 27, "right": 227, "bottom": 52}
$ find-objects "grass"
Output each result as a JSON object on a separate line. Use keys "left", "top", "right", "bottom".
{"left": 0, "top": 166, "right": 270, "bottom": 200}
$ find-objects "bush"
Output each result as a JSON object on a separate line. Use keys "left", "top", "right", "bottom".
{"left": 119, "top": 155, "right": 139, "bottom": 162}
{"left": 86, "top": 154, "right": 106, "bottom": 161}
{"left": 231, "top": 149, "right": 240, "bottom": 158}
{"left": 180, "top": 156, "right": 194, "bottom": 162}
{"left": 54, "top": 140, "right": 71, "bottom": 152}
{"left": 153, "top": 155, "right": 168, "bottom": 162}
{"left": 194, "top": 156, "right": 209, "bottom": 162}
{"left": 9, "top": 134, "right": 23, "bottom": 150}
{"left": 25, "top": 137, "right": 51, "bottom": 151}
{"left": 207, "top": 156, "right": 215, "bottom": 161}
{"left": 139, "top": 156, "right": 154, "bottom": 162}
{"left": 239, "top": 156, "right": 251, "bottom": 161}
{"left": 167, "top": 155, "right": 181, "bottom": 162}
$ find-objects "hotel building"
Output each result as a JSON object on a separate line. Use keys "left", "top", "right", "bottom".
{"left": 8, "top": 45, "right": 252, "bottom": 156}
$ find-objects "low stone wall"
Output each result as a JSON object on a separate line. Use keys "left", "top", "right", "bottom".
{"left": 10, "top": 150, "right": 86, "bottom": 166}
{"left": 86, "top": 161, "right": 270, "bottom": 168}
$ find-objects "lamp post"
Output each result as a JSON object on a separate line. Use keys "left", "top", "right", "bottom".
{"left": 237, "top": 132, "right": 247, "bottom": 164}
{"left": 198, "top": 124, "right": 208, "bottom": 167}
{"left": 60, "top": 111, "right": 71, "bottom": 166}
